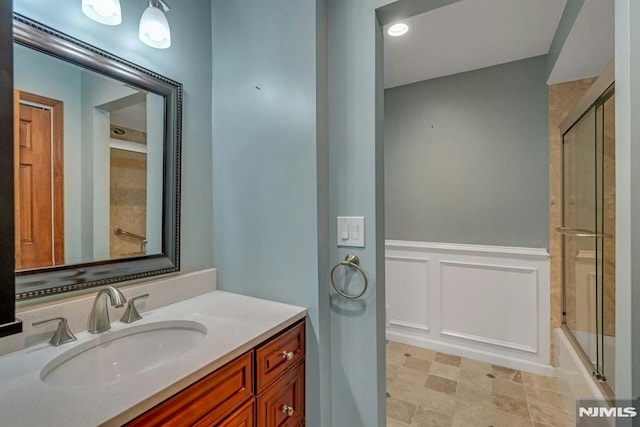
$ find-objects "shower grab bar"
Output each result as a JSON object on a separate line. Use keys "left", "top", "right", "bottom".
{"left": 555, "top": 227, "right": 612, "bottom": 238}
{"left": 114, "top": 227, "right": 147, "bottom": 242}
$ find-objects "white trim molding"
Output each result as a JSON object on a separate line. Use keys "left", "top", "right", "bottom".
{"left": 386, "top": 240, "right": 552, "bottom": 376}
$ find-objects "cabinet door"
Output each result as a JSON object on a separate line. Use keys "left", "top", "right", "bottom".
{"left": 127, "top": 352, "right": 253, "bottom": 427}
{"left": 256, "top": 321, "right": 305, "bottom": 393}
{"left": 257, "top": 362, "right": 304, "bottom": 427}
{"left": 217, "top": 398, "right": 255, "bottom": 427}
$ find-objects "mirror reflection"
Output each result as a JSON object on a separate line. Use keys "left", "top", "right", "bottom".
{"left": 13, "top": 43, "right": 164, "bottom": 271}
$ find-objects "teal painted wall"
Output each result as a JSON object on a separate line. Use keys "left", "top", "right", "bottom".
{"left": 385, "top": 55, "right": 550, "bottom": 248}
{"left": 13, "top": 45, "right": 83, "bottom": 263}
{"left": 210, "top": 0, "right": 330, "bottom": 425}
{"left": 13, "top": 0, "right": 214, "bottom": 274}
{"left": 326, "top": 1, "right": 460, "bottom": 425}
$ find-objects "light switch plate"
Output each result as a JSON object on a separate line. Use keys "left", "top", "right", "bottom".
{"left": 337, "top": 216, "right": 365, "bottom": 247}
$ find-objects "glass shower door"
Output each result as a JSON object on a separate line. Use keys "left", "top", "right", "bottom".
{"left": 563, "top": 105, "right": 599, "bottom": 372}
{"left": 598, "top": 90, "right": 616, "bottom": 387}
{"left": 561, "top": 85, "right": 615, "bottom": 391}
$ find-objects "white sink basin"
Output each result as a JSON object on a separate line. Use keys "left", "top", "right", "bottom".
{"left": 40, "top": 320, "right": 207, "bottom": 388}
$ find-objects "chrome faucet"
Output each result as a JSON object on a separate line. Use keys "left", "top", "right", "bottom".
{"left": 88, "top": 286, "right": 127, "bottom": 333}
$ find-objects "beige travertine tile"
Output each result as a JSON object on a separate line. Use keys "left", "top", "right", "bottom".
{"left": 387, "top": 363, "right": 400, "bottom": 381}
{"left": 387, "top": 417, "right": 411, "bottom": 427}
{"left": 493, "top": 410, "right": 533, "bottom": 427}
{"left": 492, "top": 392, "right": 530, "bottom": 418}
{"left": 451, "top": 401, "right": 493, "bottom": 427}
{"left": 455, "top": 383, "right": 492, "bottom": 406}
{"left": 491, "top": 365, "right": 523, "bottom": 383}
{"left": 387, "top": 342, "right": 436, "bottom": 361}
{"left": 450, "top": 418, "right": 481, "bottom": 427}
{"left": 528, "top": 401, "right": 573, "bottom": 427}
{"left": 404, "top": 356, "right": 432, "bottom": 373}
{"left": 416, "top": 390, "right": 456, "bottom": 416}
{"left": 435, "top": 353, "right": 462, "bottom": 367}
{"left": 425, "top": 375, "right": 458, "bottom": 396}
{"left": 387, "top": 349, "right": 407, "bottom": 367}
{"left": 396, "top": 366, "right": 429, "bottom": 388}
{"left": 460, "top": 357, "right": 491, "bottom": 373}
{"left": 386, "top": 341, "right": 413, "bottom": 354}
{"left": 522, "top": 372, "right": 561, "bottom": 393}
{"left": 412, "top": 407, "right": 453, "bottom": 427}
{"left": 387, "top": 367, "right": 429, "bottom": 405}
{"left": 411, "top": 408, "right": 451, "bottom": 427}
{"left": 387, "top": 397, "right": 417, "bottom": 424}
{"left": 409, "top": 347, "right": 438, "bottom": 361}
{"left": 385, "top": 343, "right": 570, "bottom": 427}
{"left": 429, "top": 362, "right": 460, "bottom": 381}
{"left": 458, "top": 368, "right": 492, "bottom": 390}
{"left": 386, "top": 381, "right": 422, "bottom": 406}
{"left": 525, "top": 385, "right": 566, "bottom": 411}
{"left": 492, "top": 378, "right": 527, "bottom": 400}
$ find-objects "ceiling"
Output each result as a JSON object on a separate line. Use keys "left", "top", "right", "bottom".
{"left": 111, "top": 102, "right": 147, "bottom": 132}
{"left": 546, "top": 0, "right": 614, "bottom": 84}
{"left": 383, "top": 0, "right": 567, "bottom": 89}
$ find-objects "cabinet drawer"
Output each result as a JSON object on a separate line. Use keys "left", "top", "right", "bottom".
{"left": 216, "top": 398, "right": 255, "bottom": 427}
{"left": 256, "top": 321, "right": 305, "bottom": 393}
{"left": 256, "top": 362, "right": 304, "bottom": 427}
{"left": 127, "top": 352, "right": 254, "bottom": 427}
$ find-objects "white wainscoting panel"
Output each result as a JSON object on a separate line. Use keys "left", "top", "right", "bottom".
{"left": 386, "top": 256, "right": 430, "bottom": 333}
{"left": 386, "top": 240, "right": 552, "bottom": 375}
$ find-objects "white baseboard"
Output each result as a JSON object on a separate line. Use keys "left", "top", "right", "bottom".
{"left": 387, "top": 329, "right": 554, "bottom": 376}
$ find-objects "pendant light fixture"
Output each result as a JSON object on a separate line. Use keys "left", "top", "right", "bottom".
{"left": 139, "top": 0, "right": 172, "bottom": 49}
{"left": 82, "top": 0, "right": 122, "bottom": 26}
{"left": 81, "top": 0, "right": 172, "bottom": 50}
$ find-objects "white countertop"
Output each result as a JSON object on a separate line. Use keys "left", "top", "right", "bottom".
{"left": 0, "top": 290, "right": 306, "bottom": 427}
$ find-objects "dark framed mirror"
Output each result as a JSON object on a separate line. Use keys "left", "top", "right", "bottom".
{"left": 0, "top": 1, "right": 21, "bottom": 337}
{"left": 13, "top": 13, "right": 182, "bottom": 301}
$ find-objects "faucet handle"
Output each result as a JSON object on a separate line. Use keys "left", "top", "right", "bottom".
{"left": 120, "top": 294, "right": 150, "bottom": 324}
{"left": 32, "top": 317, "right": 77, "bottom": 346}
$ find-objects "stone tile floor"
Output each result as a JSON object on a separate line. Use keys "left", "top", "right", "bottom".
{"left": 386, "top": 341, "right": 574, "bottom": 427}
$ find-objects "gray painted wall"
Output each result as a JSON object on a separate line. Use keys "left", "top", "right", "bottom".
{"left": 210, "top": 0, "right": 329, "bottom": 425}
{"left": 384, "top": 55, "right": 549, "bottom": 249}
{"left": 13, "top": 0, "right": 214, "bottom": 275}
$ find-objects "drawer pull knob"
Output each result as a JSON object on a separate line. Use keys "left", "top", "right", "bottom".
{"left": 282, "top": 405, "right": 295, "bottom": 416}
{"left": 281, "top": 351, "right": 294, "bottom": 361}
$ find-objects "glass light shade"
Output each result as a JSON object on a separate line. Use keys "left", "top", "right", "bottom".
{"left": 139, "top": 5, "right": 171, "bottom": 49}
{"left": 82, "top": 0, "right": 122, "bottom": 26}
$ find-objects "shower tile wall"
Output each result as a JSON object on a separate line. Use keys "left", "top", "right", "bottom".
{"left": 110, "top": 148, "right": 148, "bottom": 258}
{"left": 602, "top": 94, "right": 615, "bottom": 338}
{"left": 548, "top": 77, "right": 596, "bottom": 362}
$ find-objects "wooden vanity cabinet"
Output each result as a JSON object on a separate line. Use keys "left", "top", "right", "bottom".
{"left": 125, "top": 319, "right": 306, "bottom": 427}
{"left": 256, "top": 362, "right": 305, "bottom": 427}
{"left": 126, "top": 352, "right": 253, "bottom": 427}
{"left": 216, "top": 398, "right": 255, "bottom": 427}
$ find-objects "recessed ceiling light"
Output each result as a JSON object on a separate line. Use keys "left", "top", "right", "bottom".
{"left": 387, "top": 22, "right": 409, "bottom": 37}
